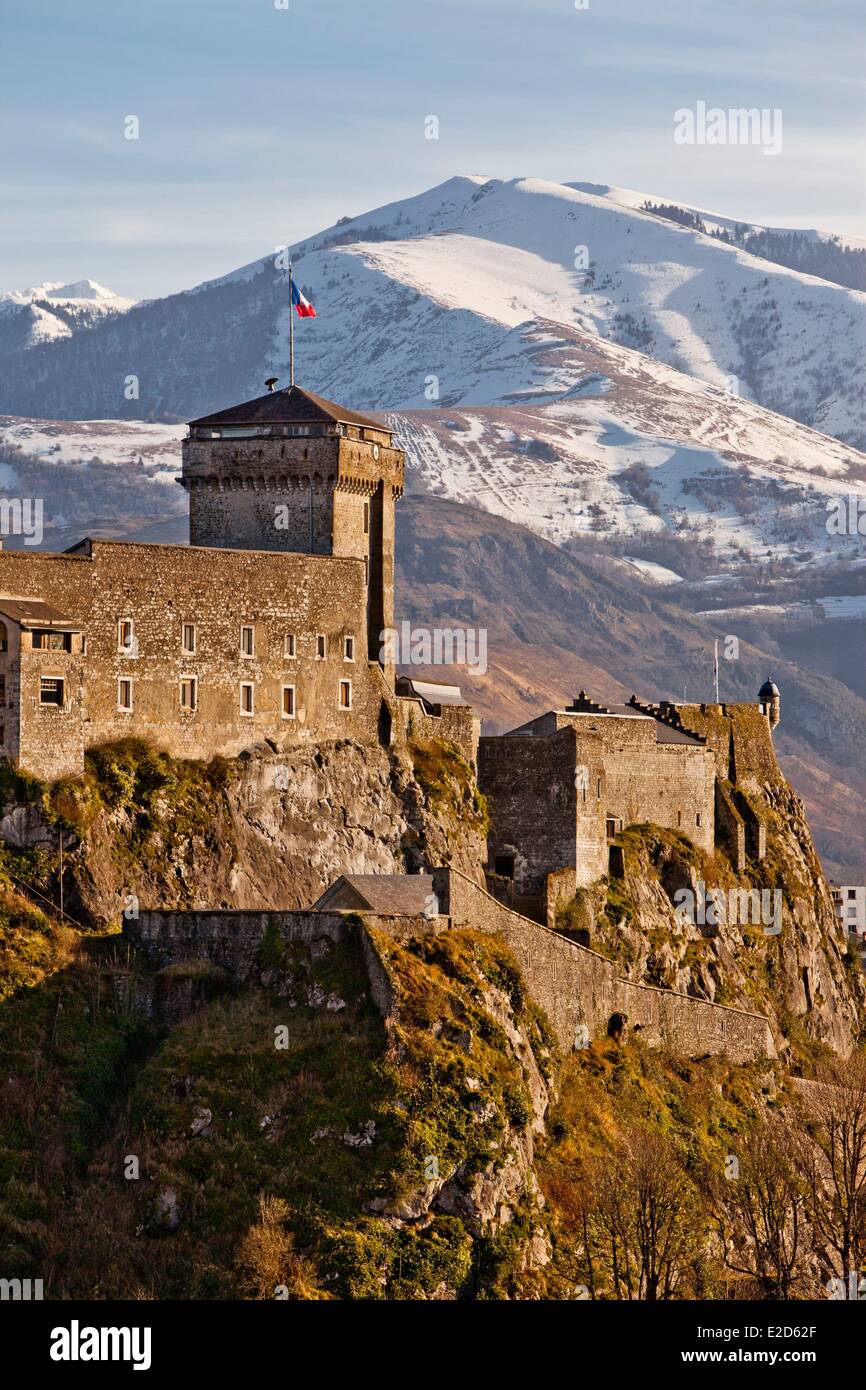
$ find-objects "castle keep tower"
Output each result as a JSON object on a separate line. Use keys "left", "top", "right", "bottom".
{"left": 182, "top": 384, "right": 404, "bottom": 660}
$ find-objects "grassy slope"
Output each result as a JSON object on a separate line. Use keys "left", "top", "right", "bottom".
{"left": 0, "top": 912, "right": 556, "bottom": 1299}
{"left": 539, "top": 1041, "right": 784, "bottom": 1299}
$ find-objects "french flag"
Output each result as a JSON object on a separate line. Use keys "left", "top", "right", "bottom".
{"left": 291, "top": 280, "right": 316, "bottom": 318}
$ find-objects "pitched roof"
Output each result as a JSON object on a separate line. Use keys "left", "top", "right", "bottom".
{"left": 188, "top": 384, "right": 386, "bottom": 431}
{"left": 0, "top": 597, "right": 78, "bottom": 630}
{"left": 313, "top": 874, "right": 437, "bottom": 916}
{"left": 654, "top": 723, "right": 704, "bottom": 746}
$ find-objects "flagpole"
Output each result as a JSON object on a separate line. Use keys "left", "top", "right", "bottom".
{"left": 714, "top": 638, "right": 719, "bottom": 702}
{"left": 289, "top": 260, "right": 295, "bottom": 387}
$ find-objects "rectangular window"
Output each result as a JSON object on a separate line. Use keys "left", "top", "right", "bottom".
{"left": 117, "top": 678, "right": 133, "bottom": 712}
{"left": 240, "top": 682, "right": 254, "bottom": 716}
{"left": 344, "top": 635, "right": 355, "bottom": 661}
{"left": 118, "top": 619, "right": 134, "bottom": 654}
{"left": 363, "top": 501, "right": 370, "bottom": 535}
{"left": 284, "top": 633, "right": 296, "bottom": 658}
{"left": 695, "top": 812, "right": 702, "bottom": 828}
{"left": 240, "top": 625, "right": 255, "bottom": 658}
{"left": 281, "top": 685, "right": 296, "bottom": 719}
{"left": 181, "top": 623, "right": 196, "bottom": 655}
{"left": 180, "top": 677, "right": 197, "bottom": 712}
{"left": 40, "top": 677, "right": 64, "bottom": 707}
{"left": 316, "top": 634, "right": 327, "bottom": 660}
{"left": 33, "top": 630, "right": 71, "bottom": 651}
{"left": 0, "top": 676, "right": 5, "bottom": 703}
{"left": 849, "top": 889, "right": 857, "bottom": 900}
{"left": 339, "top": 678, "right": 352, "bottom": 711}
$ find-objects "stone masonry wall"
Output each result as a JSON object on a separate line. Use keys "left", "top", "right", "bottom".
{"left": 676, "top": 703, "right": 781, "bottom": 789}
{"left": 435, "top": 868, "right": 775, "bottom": 1062}
{"left": 0, "top": 539, "right": 391, "bottom": 774}
{"left": 479, "top": 728, "right": 583, "bottom": 892}
{"left": 479, "top": 714, "right": 716, "bottom": 893}
{"left": 126, "top": 874, "right": 775, "bottom": 1063}
{"left": 397, "top": 696, "right": 481, "bottom": 771}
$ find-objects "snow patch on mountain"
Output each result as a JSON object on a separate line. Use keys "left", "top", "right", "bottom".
{"left": 0, "top": 416, "right": 184, "bottom": 485}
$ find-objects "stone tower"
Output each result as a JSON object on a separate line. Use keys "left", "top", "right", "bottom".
{"left": 182, "top": 383, "right": 404, "bottom": 660}
{"left": 758, "top": 677, "right": 780, "bottom": 730}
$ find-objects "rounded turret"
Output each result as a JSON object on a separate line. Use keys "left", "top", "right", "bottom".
{"left": 758, "top": 678, "right": 780, "bottom": 730}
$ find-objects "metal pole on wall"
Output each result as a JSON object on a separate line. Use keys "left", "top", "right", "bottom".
{"left": 289, "top": 261, "right": 295, "bottom": 387}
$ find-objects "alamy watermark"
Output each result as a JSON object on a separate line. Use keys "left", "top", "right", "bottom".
{"left": 674, "top": 881, "right": 782, "bottom": 936}
{"left": 826, "top": 495, "right": 866, "bottom": 536}
{"left": 674, "top": 101, "right": 782, "bottom": 157}
{"left": 0, "top": 497, "right": 43, "bottom": 546}
{"left": 379, "top": 621, "right": 487, "bottom": 675}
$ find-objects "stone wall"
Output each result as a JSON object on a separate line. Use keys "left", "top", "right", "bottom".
{"left": 675, "top": 702, "right": 781, "bottom": 789}
{"left": 479, "top": 728, "right": 584, "bottom": 892}
{"left": 434, "top": 868, "right": 775, "bottom": 1062}
{"left": 127, "top": 906, "right": 440, "bottom": 981}
{"left": 396, "top": 696, "right": 481, "bottom": 771}
{"left": 0, "top": 539, "right": 394, "bottom": 775}
{"left": 479, "top": 713, "right": 716, "bottom": 893}
{"left": 128, "top": 907, "right": 348, "bottom": 979}
{"left": 125, "top": 872, "right": 775, "bottom": 1062}
{"left": 715, "top": 779, "right": 746, "bottom": 874}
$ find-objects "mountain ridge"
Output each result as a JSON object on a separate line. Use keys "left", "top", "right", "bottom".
{"left": 2, "top": 175, "right": 864, "bottom": 448}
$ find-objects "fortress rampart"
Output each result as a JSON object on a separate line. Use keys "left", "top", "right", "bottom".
{"left": 125, "top": 868, "right": 775, "bottom": 1063}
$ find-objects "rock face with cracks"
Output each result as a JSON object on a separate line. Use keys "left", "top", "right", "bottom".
{"left": 4, "top": 737, "right": 486, "bottom": 929}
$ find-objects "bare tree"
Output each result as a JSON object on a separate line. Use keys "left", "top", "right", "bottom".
{"left": 712, "top": 1116, "right": 809, "bottom": 1298}
{"left": 586, "top": 1126, "right": 704, "bottom": 1299}
{"left": 796, "top": 1051, "right": 866, "bottom": 1284}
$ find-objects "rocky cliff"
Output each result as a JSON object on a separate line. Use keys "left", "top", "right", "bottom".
{"left": 569, "top": 791, "right": 864, "bottom": 1060}
{"left": 0, "top": 735, "right": 487, "bottom": 932}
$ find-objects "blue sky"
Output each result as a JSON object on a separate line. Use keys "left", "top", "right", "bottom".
{"left": 1, "top": 0, "right": 864, "bottom": 298}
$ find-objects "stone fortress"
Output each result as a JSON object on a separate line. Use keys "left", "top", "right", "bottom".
{"left": 0, "top": 382, "right": 787, "bottom": 1059}
{"left": 0, "top": 385, "right": 477, "bottom": 782}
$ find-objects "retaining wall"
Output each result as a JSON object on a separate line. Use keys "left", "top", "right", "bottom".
{"left": 127, "top": 875, "right": 775, "bottom": 1063}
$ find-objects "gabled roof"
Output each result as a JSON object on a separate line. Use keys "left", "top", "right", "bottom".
{"left": 188, "top": 384, "right": 386, "bottom": 432}
{"left": 0, "top": 597, "right": 78, "bottom": 630}
{"left": 313, "top": 874, "right": 437, "bottom": 916}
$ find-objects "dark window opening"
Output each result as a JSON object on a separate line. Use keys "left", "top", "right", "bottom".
{"left": 33, "top": 630, "right": 72, "bottom": 652}
{"left": 494, "top": 854, "right": 515, "bottom": 879}
{"left": 39, "top": 677, "right": 64, "bottom": 707}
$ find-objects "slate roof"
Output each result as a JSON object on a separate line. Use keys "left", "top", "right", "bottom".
{"left": 0, "top": 597, "right": 78, "bottom": 630}
{"left": 558, "top": 692, "right": 705, "bottom": 745}
{"left": 653, "top": 723, "right": 704, "bottom": 746}
{"left": 188, "top": 384, "right": 386, "bottom": 432}
{"left": 313, "top": 874, "right": 437, "bottom": 915}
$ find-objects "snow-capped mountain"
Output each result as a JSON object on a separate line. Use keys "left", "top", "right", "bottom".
{"left": 0, "top": 279, "right": 135, "bottom": 353}
{"left": 389, "top": 334, "right": 866, "bottom": 565}
{"left": 1, "top": 176, "right": 864, "bottom": 448}
{"left": 566, "top": 181, "right": 866, "bottom": 254}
